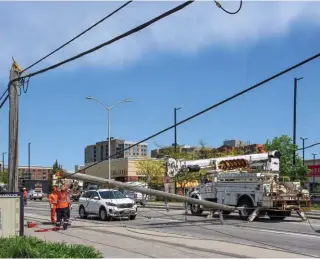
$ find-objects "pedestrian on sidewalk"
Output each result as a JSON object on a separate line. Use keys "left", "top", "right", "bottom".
{"left": 23, "top": 188, "right": 28, "bottom": 206}
{"left": 48, "top": 186, "right": 58, "bottom": 225}
{"left": 56, "top": 184, "right": 69, "bottom": 230}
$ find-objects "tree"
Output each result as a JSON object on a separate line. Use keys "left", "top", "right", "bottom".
{"left": 0, "top": 170, "right": 8, "bottom": 184}
{"left": 264, "top": 135, "right": 309, "bottom": 181}
{"left": 136, "top": 159, "right": 165, "bottom": 189}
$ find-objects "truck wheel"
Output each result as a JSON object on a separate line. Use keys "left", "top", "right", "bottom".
{"left": 39, "top": 198, "right": 42, "bottom": 201}
{"left": 99, "top": 207, "right": 111, "bottom": 221}
{"left": 238, "top": 197, "right": 254, "bottom": 220}
{"left": 268, "top": 211, "right": 291, "bottom": 220}
{"left": 189, "top": 196, "right": 203, "bottom": 216}
{"left": 79, "top": 206, "right": 87, "bottom": 219}
{"left": 222, "top": 211, "right": 231, "bottom": 215}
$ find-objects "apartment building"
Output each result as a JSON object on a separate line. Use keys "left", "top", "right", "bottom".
{"left": 84, "top": 138, "right": 148, "bottom": 164}
{"left": 151, "top": 144, "right": 201, "bottom": 158}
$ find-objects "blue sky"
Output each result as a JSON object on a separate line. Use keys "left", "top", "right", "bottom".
{"left": 0, "top": 1, "right": 319, "bottom": 171}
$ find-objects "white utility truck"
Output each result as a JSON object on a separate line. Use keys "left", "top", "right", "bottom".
{"left": 165, "top": 150, "right": 311, "bottom": 221}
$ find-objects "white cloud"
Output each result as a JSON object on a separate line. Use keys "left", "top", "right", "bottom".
{"left": 0, "top": 1, "right": 319, "bottom": 79}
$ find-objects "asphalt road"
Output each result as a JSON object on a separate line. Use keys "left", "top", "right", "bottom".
{"left": 24, "top": 200, "right": 320, "bottom": 258}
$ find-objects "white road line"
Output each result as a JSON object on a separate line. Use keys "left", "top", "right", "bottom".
{"left": 252, "top": 228, "right": 320, "bottom": 239}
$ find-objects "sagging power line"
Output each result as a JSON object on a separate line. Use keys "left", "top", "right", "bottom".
{"left": 0, "top": 1, "right": 133, "bottom": 108}
{"left": 68, "top": 51, "right": 320, "bottom": 178}
{"left": 0, "top": 0, "right": 242, "bottom": 109}
{"left": 21, "top": 1, "right": 133, "bottom": 73}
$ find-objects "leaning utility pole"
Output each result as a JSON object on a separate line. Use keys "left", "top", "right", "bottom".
{"left": 8, "top": 59, "right": 22, "bottom": 192}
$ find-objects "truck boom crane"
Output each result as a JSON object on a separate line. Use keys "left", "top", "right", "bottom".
{"left": 165, "top": 150, "right": 281, "bottom": 177}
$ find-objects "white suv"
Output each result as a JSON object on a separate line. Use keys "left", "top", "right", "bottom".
{"left": 78, "top": 189, "right": 138, "bottom": 221}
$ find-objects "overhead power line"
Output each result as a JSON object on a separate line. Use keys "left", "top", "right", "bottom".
{"left": 21, "top": 0, "right": 133, "bottom": 73}
{"left": 69, "top": 51, "right": 320, "bottom": 177}
{"left": 21, "top": 1, "right": 195, "bottom": 80}
{"left": 0, "top": 1, "right": 133, "bottom": 109}
{"left": 297, "top": 142, "right": 320, "bottom": 151}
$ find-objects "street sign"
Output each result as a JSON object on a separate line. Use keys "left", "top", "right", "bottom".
{"left": 0, "top": 192, "right": 23, "bottom": 237}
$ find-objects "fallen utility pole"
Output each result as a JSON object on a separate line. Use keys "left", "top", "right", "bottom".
{"left": 64, "top": 171, "right": 236, "bottom": 212}
{"left": 8, "top": 59, "right": 22, "bottom": 192}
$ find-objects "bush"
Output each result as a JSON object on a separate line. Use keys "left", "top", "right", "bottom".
{"left": 0, "top": 236, "right": 103, "bottom": 258}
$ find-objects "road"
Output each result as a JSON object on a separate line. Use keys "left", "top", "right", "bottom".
{"left": 24, "top": 200, "right": 320, "bottom": 258}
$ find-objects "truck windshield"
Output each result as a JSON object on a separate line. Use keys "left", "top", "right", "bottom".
{"left": 99, "top": 190, "right": 126, "bottom": 199}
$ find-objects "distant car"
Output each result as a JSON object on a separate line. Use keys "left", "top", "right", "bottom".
{"left": 29, "top": 190, "right": 44, "bottom": 200}
{"left": 78, "top": 189, "right": 138, "bottom": 221}
{"left": 119, "top": 189, "right": 148, "bottom": 206}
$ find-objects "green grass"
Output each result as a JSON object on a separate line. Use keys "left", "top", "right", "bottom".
{"left": 312, "top": 204, "right": 320, "bottom": 210}
{"left": 0, "top": 236, "right": 103, "bottom": 258}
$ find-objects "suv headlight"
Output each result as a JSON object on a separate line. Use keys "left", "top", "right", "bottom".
{"left": 106, "top": 202, "right": 117, "bottom": 207}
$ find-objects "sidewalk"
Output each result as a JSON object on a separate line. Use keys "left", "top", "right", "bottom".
{"left": 24, "top": 213, "right": 306, "bottom": 258}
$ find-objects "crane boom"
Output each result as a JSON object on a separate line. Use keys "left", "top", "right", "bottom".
{"left": 165, "top": 150, "right": 281, "bottom": 177}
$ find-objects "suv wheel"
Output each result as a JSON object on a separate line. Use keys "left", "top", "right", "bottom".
{"left": 99, "top": 207, "right": 111, "bottom": 221}
{"left": 79, "top": 206, "right": 87, "bottom": 219}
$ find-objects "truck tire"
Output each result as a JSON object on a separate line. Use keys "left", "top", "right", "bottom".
{"left": 39, "top": 198, "right": 42, "bottom": 201}
{"left": 189, "top": 196, "right": 203, "bottom": 216}
{"left": 268, "top": 210, "right": 291, "bottom": 220}
{"left": 238, "top": 197, "right": 254, "bottom": 220}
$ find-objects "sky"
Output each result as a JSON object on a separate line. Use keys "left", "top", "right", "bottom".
{"left": 0, "top": 1, "right": 319, "bottom": 171}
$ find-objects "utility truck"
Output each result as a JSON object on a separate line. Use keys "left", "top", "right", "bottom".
{"left": 165, "top": 150, "right": 311, "bottom": 221}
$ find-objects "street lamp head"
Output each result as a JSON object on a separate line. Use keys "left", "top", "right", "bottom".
{"left": 86, "top": 96, "right": 93, "bottom": 100}
{"left": 175, "top": 106, "right": 182, "bottom": 111}
{"left": 124, "top": 98, "right": 131, "bottom": 102}
{"left": 300, "top": 137, "right": 308, "bottom": 140}
{"left": 297, "top": 77, "right": 304, "bottom": 81}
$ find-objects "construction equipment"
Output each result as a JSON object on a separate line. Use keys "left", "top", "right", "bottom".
{"left": 165, "top": 150, "right": 311, "bottom": 221}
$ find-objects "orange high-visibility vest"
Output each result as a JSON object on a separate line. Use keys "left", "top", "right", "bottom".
{"left": 57, "top": 191, "right": 68, "bottom": 209}
{"left": 48, "top": 193, "right": 58, "bottom": 208}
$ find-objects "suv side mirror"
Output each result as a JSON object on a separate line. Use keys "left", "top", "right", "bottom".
{"left": 93, "top": 196, "right": 99, "bottom": 200}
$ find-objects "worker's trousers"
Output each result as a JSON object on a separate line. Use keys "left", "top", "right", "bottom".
{"left": 56, "top": 207, "right": 69, "bottom": 226}
{"left": 50, "top": 207, "right": 56, "bottom": 224}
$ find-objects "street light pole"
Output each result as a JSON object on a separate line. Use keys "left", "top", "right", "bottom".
{"left": 2, "top": 152, "right": 6, "bottom": 183}
{"left": 28, "top": 142, "right": 31, "bottom": 180}
{"left": 86, "top": 97, "right": 131, "bottom": 180}
{"left": 2, "top": 152, "right": 6, "bottom": 173}
{"left": 293, "top": 77, "right": 303, "bottom": 166}
{"left": 174, "top": 107, "right": 182, "bottom": 152}
{"left": 312, "top": 153, "right": 317, "bottom": 193}
{"left": 300, "top": 137, "right": 307, "bottom": 165}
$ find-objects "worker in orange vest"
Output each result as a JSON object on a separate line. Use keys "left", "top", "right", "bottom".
{"left": 23, "top": 188, "right": 27, "bottom": 206}
{"left": 257, "top": 144, "right": 266, "bottom": 153}
{"left": 48, "top": 186, "right": 58, "bottom": 225}
{"left": 56, "top": 184, "right": 70, "bottom": 229}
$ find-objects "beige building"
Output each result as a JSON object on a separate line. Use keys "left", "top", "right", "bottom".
{"left": 85, "top": 138, "right": 148, "bottom": 164}
{"left": 83, "top": 157, "right": 159, "bottom": 182}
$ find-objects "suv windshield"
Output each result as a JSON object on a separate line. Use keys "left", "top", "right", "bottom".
{"left": 99, "top": 190, "right": 126, "bottom": 199}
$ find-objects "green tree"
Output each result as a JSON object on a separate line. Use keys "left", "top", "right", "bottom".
{"left": 0, "top": 170, "right": 8, "bottom": 184}
{"left": 264, "top": 135, "right": 309, "bottom": 181}
{"left": 136, "top": 159, "right": 165, "bottom": 189}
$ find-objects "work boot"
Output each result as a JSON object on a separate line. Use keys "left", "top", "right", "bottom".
{"left": 63, "top": 222, "right": 68, "bottom": 230}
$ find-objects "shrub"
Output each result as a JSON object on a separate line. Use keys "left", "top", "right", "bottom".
{"left": 0, "top": 236, "right": 103, "bottom": 258}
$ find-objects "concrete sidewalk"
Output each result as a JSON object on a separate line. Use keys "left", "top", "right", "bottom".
{"left": 24, "top": 213, "right": 310, "bottom": 258}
